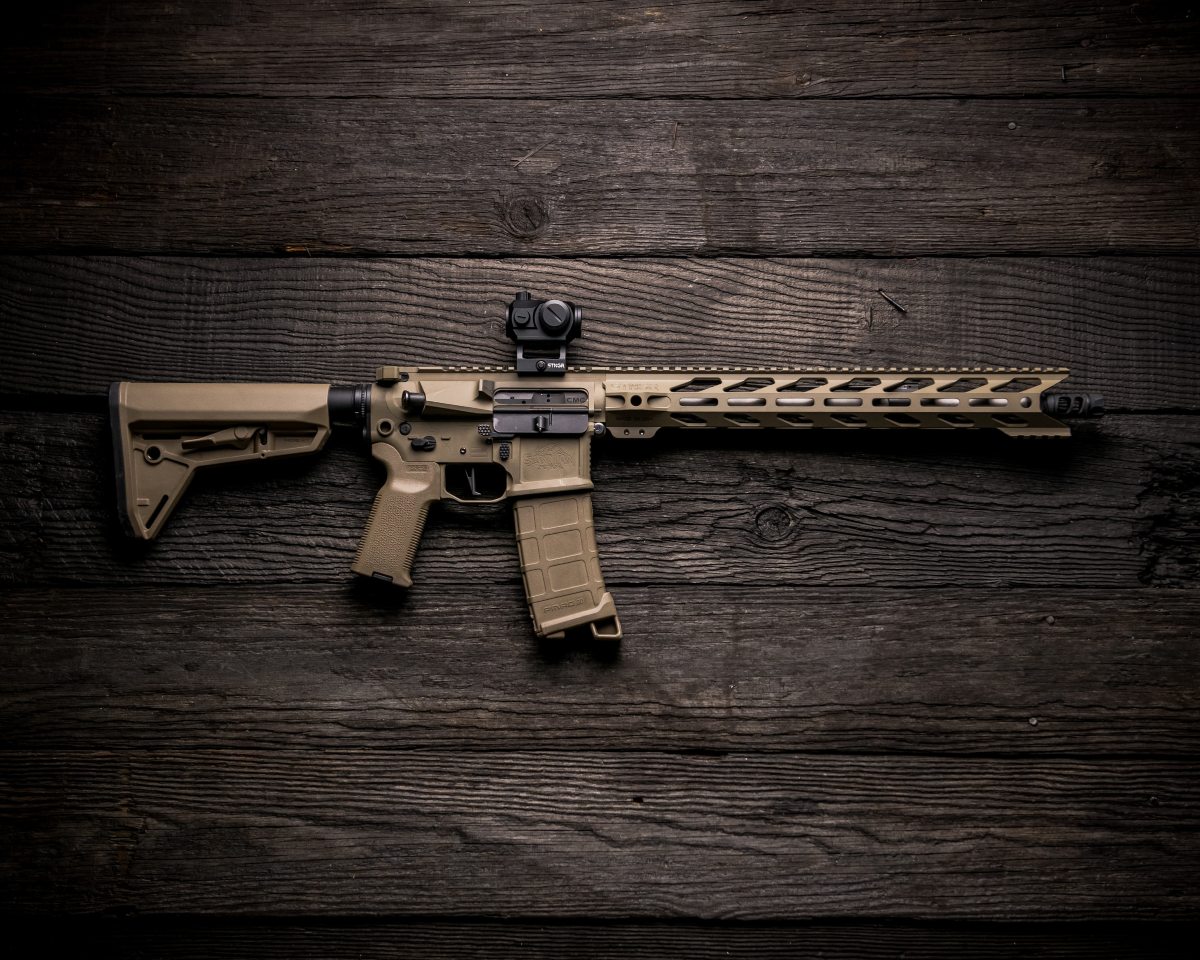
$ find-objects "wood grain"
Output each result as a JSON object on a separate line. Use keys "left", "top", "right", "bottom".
{"left": 3, "top": 749, "right": 1197, "bottom": 918}
{"left": 1, "top": 585, "right": 1197, "bottom": 756}
{"left": 5, "top": 1, "right": 1197, "bottom": 99}
{"left": 3, "top": 1, "right": 1198, "bottom": 941}
{"left": 3, "top": 98, "right": 1198, "bottom": 255}
{"left": 1, "top": 256, "right": 1196, "bottom": 408}
{"left": 2, "top": 410, "right": 1193, "bottom": 588}
{"left": 27, "top": 917, "right": 1200, "bottom": 960}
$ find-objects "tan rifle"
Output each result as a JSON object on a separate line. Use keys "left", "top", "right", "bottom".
{"left": 111, "top": 292, "right": 1103, "bottom": 642}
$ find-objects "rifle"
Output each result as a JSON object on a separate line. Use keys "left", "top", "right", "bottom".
{"left": 110, "top": 292, "right": 1104, "bottom": 642}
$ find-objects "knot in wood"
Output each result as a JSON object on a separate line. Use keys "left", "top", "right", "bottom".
{"left": 499, "top": 194, "right": 550, "bottom": 241}
{"left": 753, "top": 503, "right": 795, "bottom": 543}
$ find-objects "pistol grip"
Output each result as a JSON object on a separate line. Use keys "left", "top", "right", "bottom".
{"left": 513, "top": 492, "right": 622, "bottom": 642}
{"left": 351, "top": 443, "right": 439, "bottom": 588}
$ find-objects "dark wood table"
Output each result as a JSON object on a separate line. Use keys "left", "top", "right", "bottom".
{"left": 3, "top": 2, "right": 1198, "bottom": 955}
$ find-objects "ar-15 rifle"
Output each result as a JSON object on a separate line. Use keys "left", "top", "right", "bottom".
{"left": 111, "top": 292, "right": 1103, "bottom": 642}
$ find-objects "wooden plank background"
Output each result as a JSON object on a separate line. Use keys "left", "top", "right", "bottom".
{"left": 3, "top": 98, "right": 1198, "bottom": 254}
{"left": 1, "top": 1, "right": 1197, "bottom": 955}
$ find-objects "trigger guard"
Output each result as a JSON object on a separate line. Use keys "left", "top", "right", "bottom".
{"left": 442, "top": 462, "right": 509, "bottom": 503}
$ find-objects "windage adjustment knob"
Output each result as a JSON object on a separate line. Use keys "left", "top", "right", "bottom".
{"left": 535, "top": 299, "right": 572, "bottom": 334}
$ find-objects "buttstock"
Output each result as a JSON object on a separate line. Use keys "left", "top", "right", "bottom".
{"left": 110, "top": 381, "right": 332, "bottom": 539}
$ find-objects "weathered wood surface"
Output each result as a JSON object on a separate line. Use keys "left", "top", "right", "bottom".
{"left": 2, "top": 585, "right": 1196, "bottom": 756}
{"left": 28, "top": 917, "right": 1200, "bottom": 960}
{"left": 2, "top": 411, "right": 1193, "bottom": 588}
{"left": 6, "top": 1, "right": 1198, "bottom": 99}
{"left": 3, "top": 749, "right": 1197, "bottom": 919}
{"left": 4, "top": 98, "right": 1198, "bottom": 255}
{"left": 3, "top": 0, "right": 1198, "bottom": 946}
{"left": 2, "top": 256, "right": 1197, "bottom": 409}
